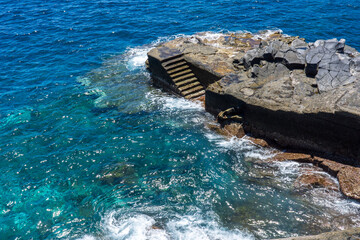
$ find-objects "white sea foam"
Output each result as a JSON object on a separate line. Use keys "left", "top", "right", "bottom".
{"left": 195, "top": 32, "right": 225, "bottom": 41}
{"left": 101, "top": 211, "right": 169, "bottom": 240}
{"left": 76, "top": 235, "right": 97, "bottom": 240}
{"left": 160, "top": 95, "right": 203, "bottom": 111}
{"left": 79, "top": 210, "right": 254, "bottom": 240}
{"left": 205, "top": 133, "right": 275, "bottom": 160}
{"left": 145, "top": 91, "right": 204, "bottom": 112}
{"left": 252, "top": 29, "right": 287, "bottom": 40}
{"left": 166, "top": 213, "right": 253, "bottom": 240}
{"left": 205, "top": 129, "right": 360, "bottom": 224}
{"left": 125, "top": 47, "right": 152, "bottom": 71}
{"left": 124, "top": 34, "right": 190, "bottom": 71}
{"left": 272, "top": 160, "right": 360, "bottom": 220}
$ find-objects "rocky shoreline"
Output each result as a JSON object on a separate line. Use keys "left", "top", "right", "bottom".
{"left": 146, "top": 31, "right": 360, "bottom": 239}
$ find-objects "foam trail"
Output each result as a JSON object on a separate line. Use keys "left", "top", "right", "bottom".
{"left": 101, "top": 212, "right": 169, "bottom": 240}
{"left": 78, "top": 210, "right": 254, "bottom": 240}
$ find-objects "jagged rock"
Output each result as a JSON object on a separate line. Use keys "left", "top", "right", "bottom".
{"left": 246, "top": 136, "right": 270, "bottom": 148}
{"left": 304, "top": 38, "right": 358, "bottom": 92}
{"left": 222, "top": 122, "right": 245, "bottom": 138}
{"left": 345, "top": 45, "right": 360, "bottom": 57}
{"left": 291, "top": 38, "right": 308, "bottom": 50}
{"left": 350, "top": 56, "right": 360, "bottom": 79}
{"left": 206, "top": 122, "right": 245, "bottom": 138}
{"left": 305, "top": 46, "right": 324, "bottom": 77}
{"left": 242, "top": 48, "right": 264, "bottom": 69}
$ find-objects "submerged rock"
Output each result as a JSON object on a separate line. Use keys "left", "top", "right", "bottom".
{"left": 294, "top": 171, "right": 338, "bottom": 191}
{"left": 98, "top": 163, "right": 138, "bottom": 185}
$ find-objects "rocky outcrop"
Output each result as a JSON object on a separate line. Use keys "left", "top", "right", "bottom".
{"left": 272, "top": 227, "right": 360, "bottom": 240}
{"left": 146, "top": 31, "right": 360, "bottom": 200}
{"left": 204, "top": 35, "right": 360, "bottom": 161}
{"left": 271, "top": 152, "right": 360, "bottom": 200}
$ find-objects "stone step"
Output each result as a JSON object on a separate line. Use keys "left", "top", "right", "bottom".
{"left": 160, "top": 53, "right": 184, "bottom": 63}
{"left": 163, "top": 61, "right": 187, "bottom": 71}
{"left": 174, "top": 77, "right": 198, "bottom": 87}
{"left": 184, "top": 90, "right": 205, "bottom": 99}
{"left": 178, "top": 81, "right": 202, "bottom": 92}
{"left": 181, "top": 85, "right": 204, "bottom": 96}
{"left": 162, "top": 57, "right": 185, "bottom": 68}
{"left": 167, "top": 65, "right": 189, "bottom": 74}
{"left": 169, "top": 69, "right": 192, "bottom": 78}
{"left": 173, "top": 73, "right": 195, "bottom": 82}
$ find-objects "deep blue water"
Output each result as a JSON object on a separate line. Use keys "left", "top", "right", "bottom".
{"left": 1, "top": 0, "right": 360, "bottom": 239}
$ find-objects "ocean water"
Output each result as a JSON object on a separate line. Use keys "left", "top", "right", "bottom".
{"left": 1, "top": 0, "right": 360, "bottom": 239}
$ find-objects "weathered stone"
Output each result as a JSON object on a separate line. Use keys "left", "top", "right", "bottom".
{"left": 303, "top": 38, "right": 358, "bottom": 92}
{"left": 223, "top": 122, "right": 245, "bottom": 138}
{"left": 246, "top": 136, "right": 270, "bottom": 148}
{"left": 305, "top": 46, "right": 323, "bottom": 77}
{"left": 350, "top": 56, "right": 360, "bottom": 79}
{"left": 319, "top": 160, "right": 346, "bottom": 176}
{"left": 345, "top": 45, "right": 360, "bottom": 57}
{"left": 316, "top": 52, "right": 356, "bottom": 92}
{"left": 294, "top": 172, "right": 338, "bottom": 191}
{"left": 283, "top": 49, "right": 306, "bottom": 69}
{"left": 338, "top": 166, "right": 360, "bottom": 200}
{"left": 291, "top": 38, "right": 308, "bottom": 50}
{"left": 272, "top": 227, "right": 360, "bottom": 240}
{"left": 272, "top": 152, "right": 312, "bottom": 162}
{"left": 242, "top": 48, "right": 264, "bottom": 69}
{"left": 206, "top": 122, "right": 245, "bottom": 139}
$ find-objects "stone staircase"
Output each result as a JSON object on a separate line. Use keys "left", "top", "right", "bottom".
{"left": 161, "top": 54, "right": 205, "bottom": 99}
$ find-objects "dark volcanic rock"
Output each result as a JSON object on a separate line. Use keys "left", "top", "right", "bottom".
{"left": 304, "top": 39, "right": 358, "bottom": 92}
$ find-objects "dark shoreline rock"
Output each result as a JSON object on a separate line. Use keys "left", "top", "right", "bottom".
{"left": 272, "top": 227, "right": 360, "bottom": 240}
{"left": 146, "top": 31, "right": 360, "bottom": 201}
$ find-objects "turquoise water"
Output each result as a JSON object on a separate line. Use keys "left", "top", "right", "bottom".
{"left": 1, "top": 0, "right": 360, "bottom": 239}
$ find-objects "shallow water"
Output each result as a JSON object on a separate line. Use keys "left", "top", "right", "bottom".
{"left": 1, "top": 0, "right": 360, "bottom": 239}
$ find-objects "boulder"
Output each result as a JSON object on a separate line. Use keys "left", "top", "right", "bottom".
{"left": 337, "top": 167, "right": 360, "bottom": 200}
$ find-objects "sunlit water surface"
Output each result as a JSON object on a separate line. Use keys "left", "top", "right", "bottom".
{"left": 1, "top": 0, "right": 360, "bottom": 239}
